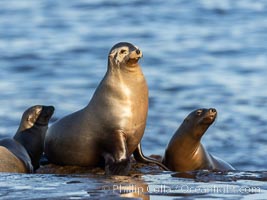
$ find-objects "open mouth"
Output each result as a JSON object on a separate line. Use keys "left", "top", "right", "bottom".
{"left": 127, "top": 57, "right": 140, "bottom": 64}
{"left": 126, "top": 49, "right": 142, "bottom": 65}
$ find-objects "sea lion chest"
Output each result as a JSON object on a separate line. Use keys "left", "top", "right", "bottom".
{"left": 89, "top": 72, "right": 148, "bottom": 151}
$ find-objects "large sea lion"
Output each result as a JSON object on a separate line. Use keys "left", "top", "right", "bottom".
{"left": 44, "top": 42, "right": 167, "bottom": 175}
{"left": 0, "top": 105, "right": 54, "bottom": 173}
{"left": 162, "top": 108, "right": 235, "bottom": 172}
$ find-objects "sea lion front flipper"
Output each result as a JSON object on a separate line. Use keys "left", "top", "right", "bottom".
{"left": 133, "top": 143, "right": 169, "bottom": 171}
{"left": 103, "top": 130, "right": 131, "bottom": 175}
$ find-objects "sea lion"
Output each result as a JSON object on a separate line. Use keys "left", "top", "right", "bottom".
{"left": 162, "top": 108, "right": 235, "bottom": 172}
{"left": 0, "top": 105, "right": 54, "bottom": 173}
{"left": 44, "top": 42, "right": 167, "bottom": 175}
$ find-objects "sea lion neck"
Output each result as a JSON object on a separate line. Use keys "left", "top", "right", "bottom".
{"left": 168, "top": 131, "right": 202, "bottom": 168}
{"left": 107, "top": 60, "right": 142, "bottom": 74}
{"left": 105, "top": 65, "right": 145, "bottom": 91}
{"left": 176, "top": 129, "right": 201, "bottom": 150}
{"left": 192, "top": 124, "right": 211, "bottom": 140}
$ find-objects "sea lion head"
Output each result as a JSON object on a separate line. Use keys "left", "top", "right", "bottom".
{"left": 19, "top": 105, "right": 43, "bottom": 131}
{"left": 18, "top": 105, "right": 54, "bottom": 132}
{"left": 182, "top": 108, "right": 217, "bottom": 139}
{"left": 108, "top": 42, "right": 142, "bottom": 69}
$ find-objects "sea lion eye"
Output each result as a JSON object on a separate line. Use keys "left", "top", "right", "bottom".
{"left": 196, "top": 110, "right": 202, "bottom": 116}
{"left": 120, "top": 49, "right": 127, "bottom": 54}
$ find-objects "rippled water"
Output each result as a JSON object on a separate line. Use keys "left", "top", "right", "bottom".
{"left": 1, "top": 0, "right": 267, "bottom": 199}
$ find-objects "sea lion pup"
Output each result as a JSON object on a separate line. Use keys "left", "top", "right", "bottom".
{"left": 44, "top": 42, "right": 167, "bottom": 175}
{"left": 162, "top": 108, "right": 235, "bottom": 172}
{"left": 0, "top": 105, "right": 54, "bottom": 173}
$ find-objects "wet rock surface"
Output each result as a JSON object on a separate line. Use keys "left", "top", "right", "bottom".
{"left": 0, "top": 159, "right": 265, "bottom": 199}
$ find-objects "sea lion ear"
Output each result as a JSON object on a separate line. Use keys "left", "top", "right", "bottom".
{"left": 109, "top": 49, "right": 117, "bottom": 58}
{"left": 196, "top": 109, "right": 203, "bottom": 116}
{"left": 27, "top": 114, "right": 35, "bottom": 123}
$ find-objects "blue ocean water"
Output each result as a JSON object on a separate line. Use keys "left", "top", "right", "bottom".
{"left": 1, "top": 0, "right": 267, "bottom": 199}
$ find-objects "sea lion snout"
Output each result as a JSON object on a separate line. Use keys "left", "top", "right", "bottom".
{"left": 43, "top": 106, "right": 55, "bottom": 119}
{"left": 43, "top": 106, "right": 55, "bottom": 116}
{"left": 128, "top": 48, "right": 143, "bottom": 60}
{"left": 209, "top": 108, "right": 217, "bottom": 116}
{"left": 208, "top": 108, "right": 217, "bottom": 119}
{"left": 202, "top": 108, "right": 217, "bottom": 124}
{"left": 36, "top": 105, "right": 55, "bottom": 125}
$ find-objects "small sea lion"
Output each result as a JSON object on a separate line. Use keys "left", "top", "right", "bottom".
{"left": 0, "top": 105, "right": 54, "bottom": 173}
{"left": 162, "top": 108, "right": 235, "bottom": 172}
{"left": 44, "top": 42, "right": 166, "bottom": 175}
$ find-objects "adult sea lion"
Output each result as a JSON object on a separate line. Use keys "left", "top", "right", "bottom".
{"left": 44, "top": 42, "right": 167, "bottom": 175}
{"left": 0, "top": 105, "right": 54, "bottom": 173}
{"left": 162, "top": 108, "right": 235, "bottom": 172}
